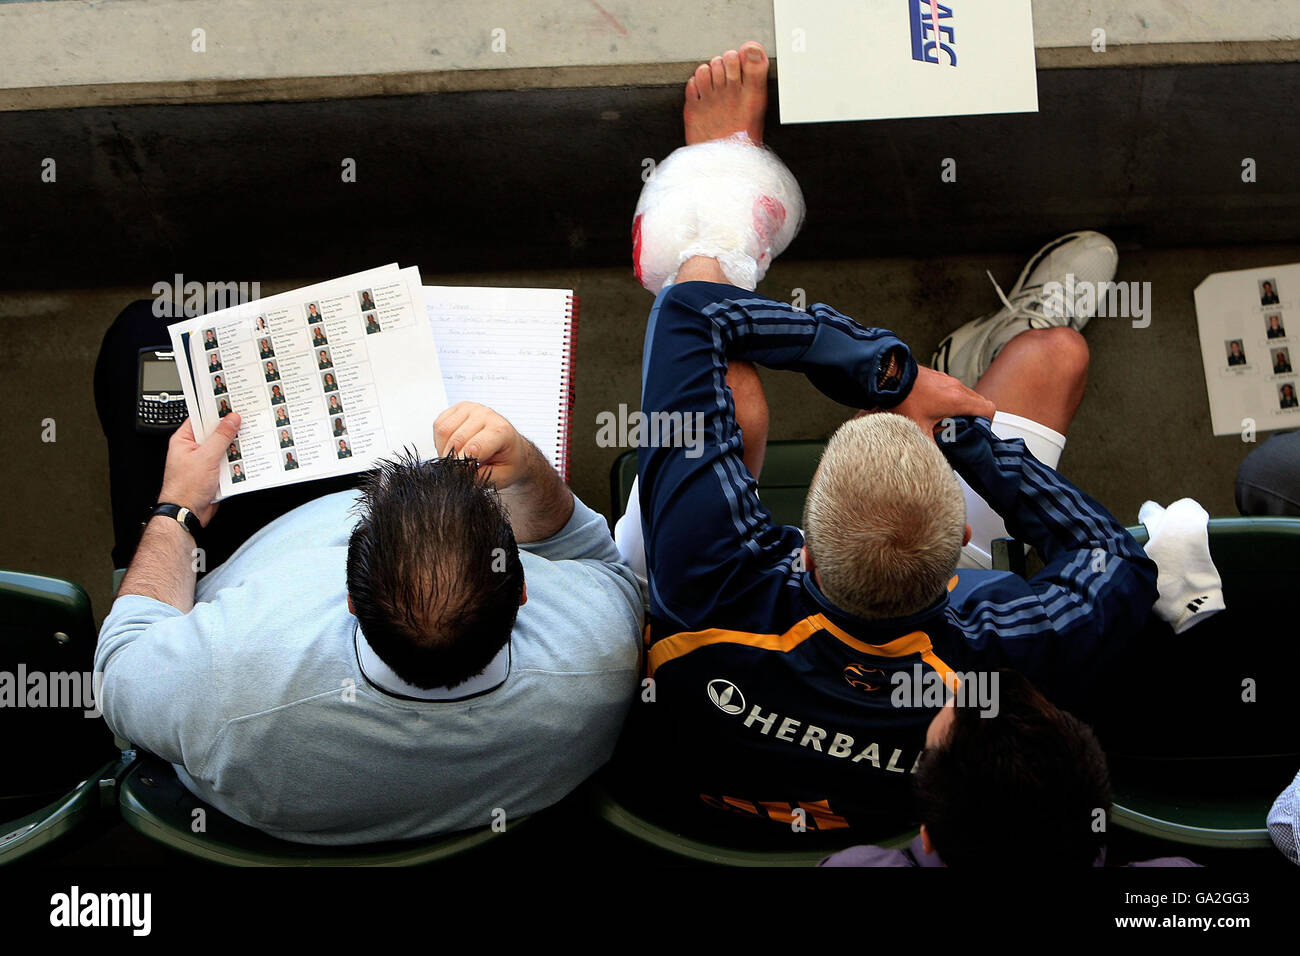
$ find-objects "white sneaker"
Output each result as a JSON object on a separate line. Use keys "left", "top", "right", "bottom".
{"left": 930, "top": 231, "right": 1118, "bottom": 387}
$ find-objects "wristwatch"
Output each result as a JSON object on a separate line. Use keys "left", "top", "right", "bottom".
{"left": 145, "top": 502, "right": 203, "bottom": 541}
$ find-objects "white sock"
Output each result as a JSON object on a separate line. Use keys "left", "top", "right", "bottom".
{"left": 959, "top": 411, "right": 1067, "bottom": 569}
{"left": 1138, "top": 498, "right": 1226, "bottom": 634}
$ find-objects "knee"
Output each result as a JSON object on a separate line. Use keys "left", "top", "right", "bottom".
{"left": 1018, "top": 326, "right": 1090, "bottom": 385}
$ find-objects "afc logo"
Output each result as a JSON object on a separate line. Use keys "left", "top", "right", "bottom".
{"left": 909, "top": 1, "right": 956, "bottom": 66}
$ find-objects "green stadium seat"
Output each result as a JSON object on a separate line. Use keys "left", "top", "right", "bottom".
{"left": 0, "top": 754, "right": 136, "bottom": 864}
{"left": 995, "top": 517, "right": 1300, "bottom": 850}
{"left": 610, "top": 440, "right": 826, "bottom": 527}
{"left": 117, "top": 754, "right": 529, "bottom": 866}
{"left": 0, "top": 570, "right": 121, "bottom": 862}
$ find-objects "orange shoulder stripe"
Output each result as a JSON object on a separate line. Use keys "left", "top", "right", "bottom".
{"left": 648, "top": 612, "right": 959, "bottom": 690}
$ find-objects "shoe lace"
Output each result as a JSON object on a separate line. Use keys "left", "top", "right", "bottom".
{"left": 985, "top": 269, "right": 1052, "bottom": 325}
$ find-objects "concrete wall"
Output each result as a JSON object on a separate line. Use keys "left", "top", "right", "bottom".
{"left": 2, "top": 0, "right": 1299, "bottom": 109}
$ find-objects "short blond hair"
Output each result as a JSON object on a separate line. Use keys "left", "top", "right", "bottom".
{"left": 803, "top": 414, "right": 966, "bottom": 619}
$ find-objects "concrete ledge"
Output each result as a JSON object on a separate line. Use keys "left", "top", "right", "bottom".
{"left": 6, "top": 40, "right": 1300, "bottom": 113}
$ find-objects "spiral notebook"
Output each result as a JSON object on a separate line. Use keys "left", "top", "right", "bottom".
{"left": 425, "top": 285, "right": 579, "bottom": 481}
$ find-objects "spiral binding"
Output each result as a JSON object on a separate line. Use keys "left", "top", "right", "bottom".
{"left": 558, "top": 294, "right": 579, "bottom": 483}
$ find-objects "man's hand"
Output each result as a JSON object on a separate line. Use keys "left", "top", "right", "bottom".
{"left": 158, "top": 414, "right": 241, "bottom": 527}
{"left": 435, "top": 402, "right": 532, "bottom": 489}
{"left": 873, "top": 366, "right": 995, "bottom": 439}
{"left": 434, "top": 402, "right": 574, "bottom": 543}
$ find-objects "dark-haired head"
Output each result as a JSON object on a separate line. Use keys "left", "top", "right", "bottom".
{"left": 346, "top": 453, "right": 524, "bottom": 690}
{"left": 914, "top": 669, "right": 1111, "bottom": 868}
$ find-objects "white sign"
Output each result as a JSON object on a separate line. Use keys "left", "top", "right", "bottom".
{"left": 773, "top": 0, "right": 1039, "bottom": 123}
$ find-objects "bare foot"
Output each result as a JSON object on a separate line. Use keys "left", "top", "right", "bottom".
{"left": 683, "top": 40, "right": 768, "bottom": 146}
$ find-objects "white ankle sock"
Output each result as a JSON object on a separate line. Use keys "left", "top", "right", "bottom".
{"left": 1138, "top": 498, "right": 1226, "bottom": 634}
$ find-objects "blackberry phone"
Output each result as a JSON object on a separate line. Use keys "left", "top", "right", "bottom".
{"left": 136, "top": 348, "right": 188, "bottom": 433}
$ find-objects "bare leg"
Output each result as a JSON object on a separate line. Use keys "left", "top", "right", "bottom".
{"left": 678, "top": 42, "right": 772, "bottom": 476}
{"left": 729, "top": 361, "right": 769, "bottom": 479}
{"left": 972, "top": 327, "right": 1090, "bottom": 436}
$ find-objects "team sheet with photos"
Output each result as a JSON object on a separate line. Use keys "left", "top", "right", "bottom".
{"left": 424, "top": 285, "right": 575, "bottom": 480}
{"left": 170, "top": 264, "right": 449, "bottom": 500}
{"left": 1195, "top": 263, "right": 1300, "bottom": 436}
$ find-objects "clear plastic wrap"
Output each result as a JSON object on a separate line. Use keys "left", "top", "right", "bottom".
{"left": 632, "top": 132, "right": 805, "bottom": 293}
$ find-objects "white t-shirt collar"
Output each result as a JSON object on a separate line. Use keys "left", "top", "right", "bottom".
{"left": 354, "top": 625, "right": 510, "bottom": 701}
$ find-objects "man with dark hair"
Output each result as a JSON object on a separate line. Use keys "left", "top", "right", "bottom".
{"left": 1262, "top": 281, "right": 1280, "bottom": 306}
{"left": 820, "top": 670, "right": 1196, "bottom": 867}
{"left": 94, "top": 401, "right": 642, "bottom": 844}
{"left": 1228, "top": 340, "right": 1247, "bottom": 366}
{"left": 337, "top": 439, "right": 351, "bottom": 458}
{"left": 1276, "top": 350, "right": 1293, "bottom": 374}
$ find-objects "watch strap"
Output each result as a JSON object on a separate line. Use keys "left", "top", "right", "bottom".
{"left": 149, "top": 502, "right": 203, "bottom": 540}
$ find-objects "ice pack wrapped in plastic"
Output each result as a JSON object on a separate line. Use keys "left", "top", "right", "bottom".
{"left": 632, "top": 132, "right": 805, "bottom": 294}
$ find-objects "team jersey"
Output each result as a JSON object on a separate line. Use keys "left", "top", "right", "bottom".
{"left": 630, "top": 281, "right": 1159, "bottom": 831}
